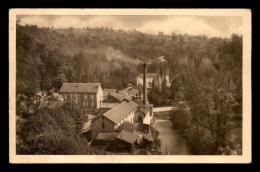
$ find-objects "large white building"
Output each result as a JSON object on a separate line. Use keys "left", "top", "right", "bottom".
{"left": 91, "top": 101, "right": 139, "bottom": 139}
{"left": 137, "top": 73, "right": 161, "bottom": 89}
{"left": 59, "top": 83, "right": 103, "bottom": 112}
{"left": 91, "top": 100, "right": 154, "bottom": 139}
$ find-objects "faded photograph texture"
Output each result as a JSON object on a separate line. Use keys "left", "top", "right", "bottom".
{"left": 15, "top": 15, "right": 243, "bottom": 156}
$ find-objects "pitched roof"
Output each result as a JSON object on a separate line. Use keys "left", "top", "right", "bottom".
{"left": 117, "top": 86, "right": 132, "bottom": 94}
{"left": 116, "top": 121, "right": 138, "bottom": 133}
{"left": 103, "top": 89, "right": 116, "bottom": 97}
{"left": 138, "top": 73, "right": 159, "bottom": 78}
{"left": 128, "top": 87, "right": 142, "bottom": 96}
{"left": 59, "top": 83, "right": 101, "bottom": 93}
{"left": 103, "top": 101, "right": 139, "bottom": 124}
{"left": 138, "top": 105, "right": 150, "bottom": 115}
{"left": 96, "top": 132, "right": 119, "bottom": 141}
{"left": 116, "top": 129, "right": 139, "bottom": 144}
{"left": 135, "top": 84, "right": 143, "bottom": 93}
{"left": 39, "top": 101, "right": 66, "bottom": 109}
{"left": 109, "top": 92, "right": 129, "bottom": 102}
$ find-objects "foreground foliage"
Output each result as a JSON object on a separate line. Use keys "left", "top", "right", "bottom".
{"left": 16, "top": 102, "right": 90, "bottom": 155}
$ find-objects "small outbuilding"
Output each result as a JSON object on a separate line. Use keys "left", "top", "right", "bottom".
{"left": 115, "top": 129, "right": 139, "bottom": 153}
{"left": 91, "top": 132, "right": 119, "bottom": 146}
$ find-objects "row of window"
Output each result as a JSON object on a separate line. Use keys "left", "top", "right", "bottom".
{"left": 83, "top": 101, "right": 95, "bottom": 107}
{"left": 63, "top": 94, "right": 94, "bottom": 100}
{"left": 115, "top": 110, "right": 134, "bottom": 128}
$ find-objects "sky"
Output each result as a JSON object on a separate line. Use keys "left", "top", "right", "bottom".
{"left": 17, "top": 15, "right": 243, "bottom": 38}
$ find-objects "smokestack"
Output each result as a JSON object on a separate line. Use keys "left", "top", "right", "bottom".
{"left": 143, "top": 63, "right": 147, "bottom": 105}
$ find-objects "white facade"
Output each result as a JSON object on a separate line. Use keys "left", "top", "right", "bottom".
{"left": 96, "top": 86, "right": 103, "bottom": 108}
{"left": 114, "top": 109, "right": 135, "bottom": 129}
{"left": 137, "top": 76, "right": 160, "bottom": 89}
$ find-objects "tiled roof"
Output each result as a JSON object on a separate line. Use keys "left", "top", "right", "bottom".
{"left": 39, "top": 101, "right": 66, "bottom": 109}
{"left": 103, "top": 101, "right": 139, "bottom": 124}
{"left": 116, "top": 129, "right": 139, "bottom": 144}
{"left": 116, "top": 121, "right": 138, "bottom": 133}
{"left": 59, "top": 83, "right": 101, "bottom": 93}
{"left": 117, "top": 85, "right": 143, "bottom": 96}
{"left": 96, "top": 132, "right": 119, "bottom": 141}
{"left": 109, "top": 92, "right": 129, "bottom": 102}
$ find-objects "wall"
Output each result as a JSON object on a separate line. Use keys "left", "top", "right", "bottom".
{"left": 137, "top": 76, "right": 160, "bottom": 88}
{"left": 60, "top": 92, "right": 98, "bottom": 110}
{"left": 133, "top": 111, "right": 145, "bottom": 123}
{"left": 115, "top": 109, "right": 136, "bottom": 128}
{"left": 91, "top": 116, "right": 115, "bottom": 139}
{"left": 92, "top": 108, "right": 137, "bottom": 139}
{"left": 96, "top": 86, "right": 103, "bottom": 109}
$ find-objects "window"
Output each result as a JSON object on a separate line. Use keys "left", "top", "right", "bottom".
{"left": 90, "top": 95, "right": 94, "bottom": 100}
{"left": 84, "top": 95, "right": 88, "bottom": 100}
{"left": 86, "top": 102, "right": 89, "bottom": 107}
{"left": 102, "top": 122, "right": 105, "bottom": 129}
{"left": 91, "top": 102, "right": 94, "bottom": 107}
{"left": 64, "top": 94, "right": 67, "bottom": 99}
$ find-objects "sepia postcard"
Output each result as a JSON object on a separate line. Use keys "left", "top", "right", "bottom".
{"left": 9, "top": 9, "right": 252, "bottom": 163}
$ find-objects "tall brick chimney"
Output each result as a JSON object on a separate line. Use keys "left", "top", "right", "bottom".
{"left": 143, "top": 63, "right": 147, "bottom": 105}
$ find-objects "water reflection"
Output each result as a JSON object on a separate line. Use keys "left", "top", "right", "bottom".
{"left": 154, "top": 120, "right": 190, "bottom": 155}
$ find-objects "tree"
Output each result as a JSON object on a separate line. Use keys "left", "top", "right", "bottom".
{"left": 170, "top": 109, "right": 191, "bottom": 131}
{"left": 169, "top": 79, "right": 180, "bottom": 102}
{"left": 17, "top": 106, "right": 90, "bottom": 155}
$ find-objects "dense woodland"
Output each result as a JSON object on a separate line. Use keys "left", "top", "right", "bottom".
{"left": 16, "top": 21, "right": 242, "bottom": 155}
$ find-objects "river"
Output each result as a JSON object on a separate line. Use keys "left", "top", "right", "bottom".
{"left": 154, "top": 120, "right": 190, "bottom": 155}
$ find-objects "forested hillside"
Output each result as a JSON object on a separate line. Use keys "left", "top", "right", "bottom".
{"left": 16, "top": 22, "right": 240, "bottom": 97}
{"left": 16, "top": 22, "right": 242, "bottom": 155}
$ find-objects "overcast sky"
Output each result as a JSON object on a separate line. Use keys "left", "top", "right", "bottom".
{"left": 17, "top": 15, "right": 242, "bottom": 38}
